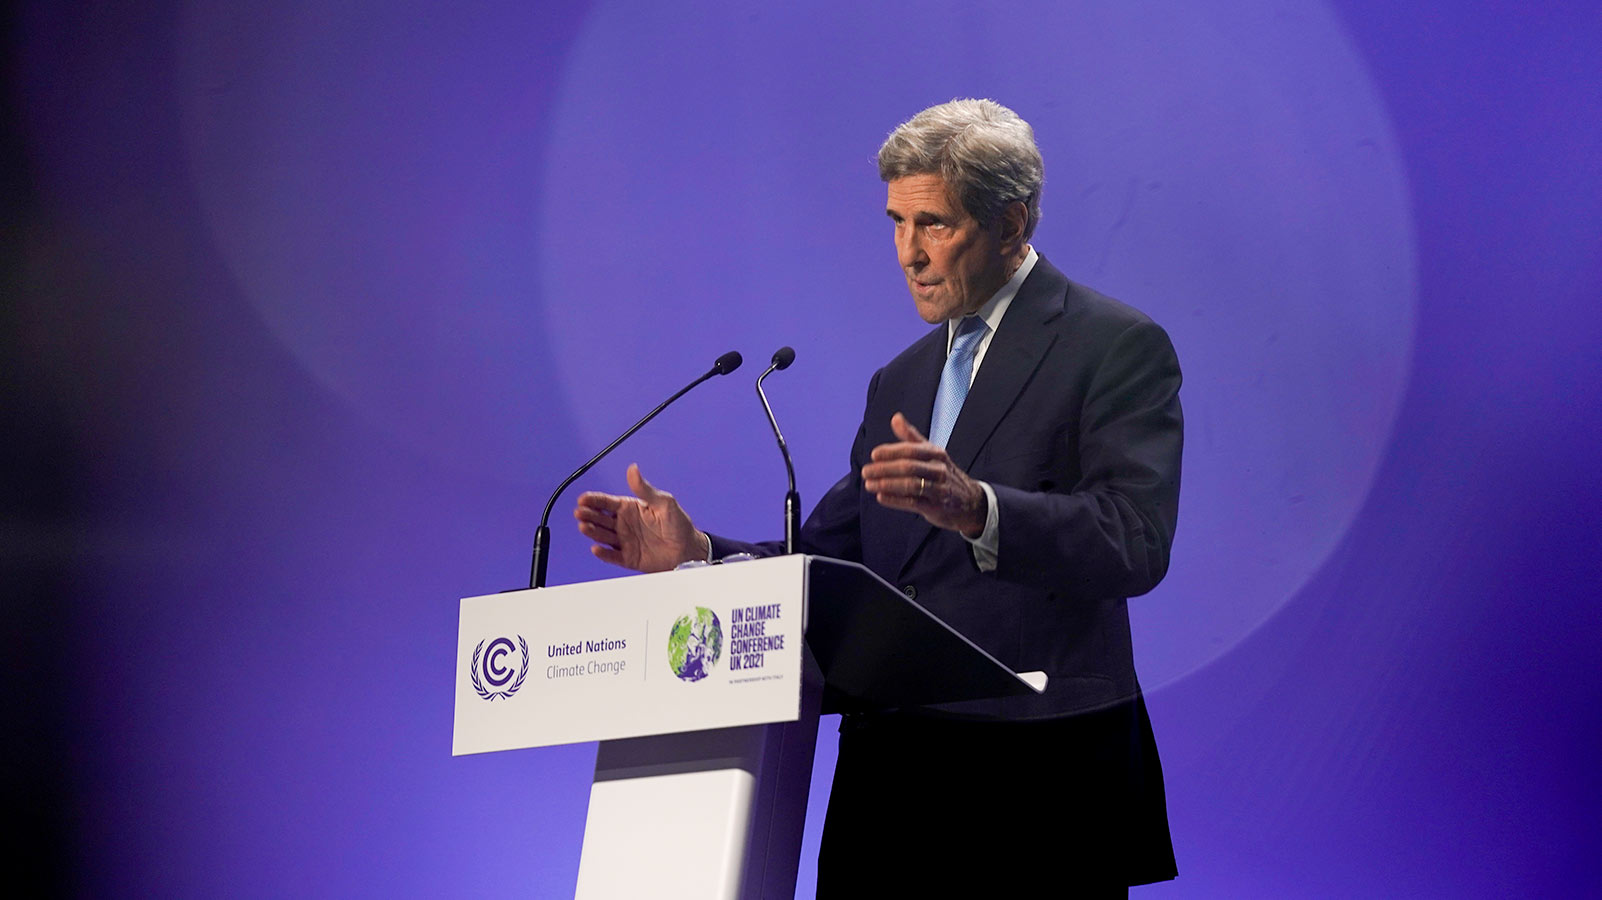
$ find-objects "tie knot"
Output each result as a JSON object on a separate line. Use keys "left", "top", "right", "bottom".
{"left": 952, "top": 316, "right": 988, "bottom": 355}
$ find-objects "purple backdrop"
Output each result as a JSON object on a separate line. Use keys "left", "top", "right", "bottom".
{"left": 5, "top": 0, "right": 1598, "bottom": 896}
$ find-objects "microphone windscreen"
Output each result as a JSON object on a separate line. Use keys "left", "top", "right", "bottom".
{"left": 713, "top": 350, "right": 743, "bottom": 375}
{"left": 772, "top": 346, "right": 796, "bottom": 370}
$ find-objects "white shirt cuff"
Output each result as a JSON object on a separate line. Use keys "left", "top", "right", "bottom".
{"left": 965, "top": 481, "right": 1000, "bottom": 572}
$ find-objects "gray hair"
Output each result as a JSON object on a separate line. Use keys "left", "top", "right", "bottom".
{"left": 878, "top": 98, "right": 1044, "bottom": 240}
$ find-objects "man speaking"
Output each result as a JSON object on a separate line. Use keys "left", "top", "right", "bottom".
{"left": 575, "top": 99, "right": 1182, "bottom": 895}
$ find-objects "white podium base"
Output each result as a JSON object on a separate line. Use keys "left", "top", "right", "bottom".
{"left": 576, "top": 659, "right": 823, "bottom": 900}
{"left": 579, "top": 765, "right": 756, "bottom": 898}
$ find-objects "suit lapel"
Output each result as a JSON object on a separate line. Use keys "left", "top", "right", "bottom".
{"left": 943, "top": 295, "right": 1060, "bottom": 469}
{"left": 899, "top": 328, "right": 947, "bottom": 439}
{"left": 894, "top": 257, "right": 1068, "bottom": 578}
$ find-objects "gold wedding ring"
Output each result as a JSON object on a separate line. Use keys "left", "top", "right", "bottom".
{"left": 918, "top": 477, "right": 926, "bottom": 498}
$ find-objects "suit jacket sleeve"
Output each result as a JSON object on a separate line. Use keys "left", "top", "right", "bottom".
{"left": 991, "top": 317, "right": 1183, "bottom": 601}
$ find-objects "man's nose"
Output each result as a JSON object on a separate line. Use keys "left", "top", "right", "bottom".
{"left": 896, "top": 230, "right": 926, "bottom": 270}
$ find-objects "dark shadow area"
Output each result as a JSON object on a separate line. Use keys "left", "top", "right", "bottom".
{"left": 2, "top": 0, "right": 78, "bottom": 894}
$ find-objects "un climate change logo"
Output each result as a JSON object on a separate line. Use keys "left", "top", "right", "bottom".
{"left": 667, "top": 608, "right": 723, "bottom": 682}
{"left": 471, "top": 636, "right": 530, "bottom": 701}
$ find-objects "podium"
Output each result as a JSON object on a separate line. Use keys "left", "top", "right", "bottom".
{"left": 453, "top": 555, "right": 1044, "bottom": 899}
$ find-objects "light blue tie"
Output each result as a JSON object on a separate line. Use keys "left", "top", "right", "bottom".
{"left": 929, "top": 316, "right": 989, "bottom": 448}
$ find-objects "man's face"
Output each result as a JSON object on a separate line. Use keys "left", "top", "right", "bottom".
{"left": 886, "top": 174, "right": 1012, "bottom": 324}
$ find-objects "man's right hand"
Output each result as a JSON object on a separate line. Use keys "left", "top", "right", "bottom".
{"left": 574, "top": 463, "right": 707, "bottom": 572}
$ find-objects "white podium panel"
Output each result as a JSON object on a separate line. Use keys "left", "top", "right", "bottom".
{"left": 453, "top": 555, "right": 807, "bottom": 755}
{"left": 579, "top": 768, "right": 753, "bottom": 897}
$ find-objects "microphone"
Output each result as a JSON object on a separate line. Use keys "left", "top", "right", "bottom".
{"left": 529, "top": 350, "right": 743, "bottom": 588}
{"left": 755, "top": 346, "right": 801, "bottom": 554}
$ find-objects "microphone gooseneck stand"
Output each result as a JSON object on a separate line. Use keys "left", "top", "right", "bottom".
{"left": 529, "top": 351, "right": 743, "bottom": 588}
{"left": 756, "top": 346, "right": 800, "bottom": 554}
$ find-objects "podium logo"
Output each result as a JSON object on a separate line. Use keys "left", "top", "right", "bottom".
{"left": 666, "top": 608, "right": 723, "bottom": 682}
{"left": 470, "top": 636, "right": 530, "bottom": 701}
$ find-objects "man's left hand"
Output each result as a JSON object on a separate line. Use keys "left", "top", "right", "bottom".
{"left": 862, "top": 412, "right": 987, "bottom": 538}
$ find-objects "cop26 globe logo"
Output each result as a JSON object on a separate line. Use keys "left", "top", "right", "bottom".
{"left": 667, "top": 608, "right": 723, "bottom": 682}
{"left": 471, "top": 636, "right": 530, "bottom": 701}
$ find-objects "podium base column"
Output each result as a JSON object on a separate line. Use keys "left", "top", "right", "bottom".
{"left": 576, "top": 655, "right": 823, "bottom": 899}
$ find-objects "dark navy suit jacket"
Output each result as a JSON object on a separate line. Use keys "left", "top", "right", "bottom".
{"left": 714, "top": 254, "right": 1183, "bottom": 720}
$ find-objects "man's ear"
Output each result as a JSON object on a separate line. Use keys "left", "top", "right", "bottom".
{"left": 999, "top": 200, "right": 1029, "bottom": 252}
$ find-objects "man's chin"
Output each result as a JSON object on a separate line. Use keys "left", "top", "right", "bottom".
{"left": 912, "top": 296, "right": 953, "bottom": 324}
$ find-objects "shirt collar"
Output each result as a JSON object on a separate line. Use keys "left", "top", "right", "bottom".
{"left": 947, "top": 245, "right": 1038, "bottom": 352}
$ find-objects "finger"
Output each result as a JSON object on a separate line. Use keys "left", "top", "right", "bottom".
{"left": 869, "top": 440, "right": 944, "bottom": 462}
{"left": 583, "top": 535, "right": 622, "bottom": 555}
{"left": 575, "top": 516, "right": 620, "bottom": 546}
{"left": 574, "top": 504, "right": 617, "bottom": 525}
{"left": 591, "top": 544, "right": 626, "bottom": 566}
{"left": 626, "top": 463, "right": 661, "bottom": 502}
{"left": 862, "top": 458, "right": 943, "bottom": 484}
{"left": 870, "top": 488, "right": 925, "bottom": 515}
{"left": 864, "top": 473, "right": 930, "bottom": 503}
{"left": 576, "top": 490, "right": 625, "bottom": 512}
{"left": 890, "top": 412, "right": 928, "bottom": 444}
{"left": 870, "top": 443, "right": 939, "bottom": 462}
